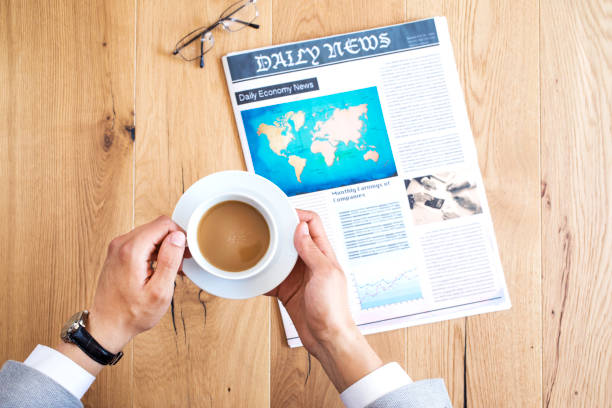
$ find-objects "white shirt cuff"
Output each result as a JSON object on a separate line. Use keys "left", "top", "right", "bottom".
{"left": 340, "top": 362, "right": 412, "bottom": 408}
{"left": 23, "top": 344, "right": 96, "bottom": 399}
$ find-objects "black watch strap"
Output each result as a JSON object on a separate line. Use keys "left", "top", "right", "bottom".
{"left": 71, "top": 326, "right": 123, "bottom": 366}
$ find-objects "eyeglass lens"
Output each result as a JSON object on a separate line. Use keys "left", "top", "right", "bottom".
{"left": 173, "top": 0, "right": 258, "bottom": 65}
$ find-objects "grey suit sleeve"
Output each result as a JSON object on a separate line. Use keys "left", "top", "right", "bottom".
{"left": 366, "top": 379, "right": 452, "bottom": 408}
{"left": 0, "top": 361, "right": 83, "bottom": 408}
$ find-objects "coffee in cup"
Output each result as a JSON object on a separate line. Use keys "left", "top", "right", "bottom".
{"left": 186, "top": 192, "right": 278, "bottom": 281}
{"left": 196, "top": 200, "right": 270, "bottom": 272}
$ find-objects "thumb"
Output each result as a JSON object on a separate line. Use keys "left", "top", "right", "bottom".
{"left": 151, "top": 231, "right": 186, "bottom": 290}
{"left": 294, "top": 222, "right": 329, "bottom": 271}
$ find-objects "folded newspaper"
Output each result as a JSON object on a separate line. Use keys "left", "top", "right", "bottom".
{"left": 222, "top": 16, "right": 511, "bottom": 347}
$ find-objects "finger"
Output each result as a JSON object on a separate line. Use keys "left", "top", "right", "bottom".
{"left": 149, "top": 231, "right": 186, "bottom": 292}
{"left": 107, "top": 233, "right": 130, "bottom": 256}
{"left": 126, "top": 216, "right": 183, "bottom": 262}
{"left": 294, "top": 221, "right": 330, "bottom": 272}
{"left": 295, "top": 209, "right": 338, "bottom": 265}
{"left": 265, "top": 259, "right": 305, "bottom": 304}
{"left": 264, "top": 287, "right": 279, "bottom": 297}
{"left": 177, "top": 248, "right": 191, "bottom": 277}
{"left": 264, "top": 259, "right": 303, "bottom": 298}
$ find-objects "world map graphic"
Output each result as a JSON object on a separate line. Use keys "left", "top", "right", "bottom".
{"left": 241, "top": 87, "right": 397, "bottom": 196}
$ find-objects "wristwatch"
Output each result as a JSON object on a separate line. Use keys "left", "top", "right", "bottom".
{"left": 60, "top": 310, "right": 123, "bottom": 366}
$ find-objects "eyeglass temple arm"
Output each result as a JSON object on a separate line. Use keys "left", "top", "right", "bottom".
{"left": 222, "top": 17, "right": 259, "bottom": 29}
{"left": 200, "top": 35, "right": 206, "bottom": 68}
{"left": 173, "top": 22, "right": 220, "bottom": 55}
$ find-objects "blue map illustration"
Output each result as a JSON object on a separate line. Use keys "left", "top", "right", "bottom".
{"left": 353, "top": 268, "right": 422, "bottom": 309}
{"left": 241, "top": 87, "right": 397, "bottom": 196}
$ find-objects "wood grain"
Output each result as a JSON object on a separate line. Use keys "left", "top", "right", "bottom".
{"left": 2, "top": 0, "right": 611, "bottom": 407}
{"left": 541, "top": 0, "right": 612, "bottom": 406}
{"left": 405, "top": 320, "right": 465, "bottom": 407}
{"left": 133, "top": 0, "right": 272, "bottom": 406}
{"left": 449, "top": 1, "right": 542, "bottom": 407}
{"left": 0, "top": 1, "right": 135, "bottom": 407}
{"left": 269, "top": 1, "right": 407, "bottom": 407}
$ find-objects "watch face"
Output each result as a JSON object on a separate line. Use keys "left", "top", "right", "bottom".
{"left": 60, "top": 311, "right": 86, "bottom": 342}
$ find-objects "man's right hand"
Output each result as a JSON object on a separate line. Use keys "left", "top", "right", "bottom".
{"left": 267, "top": 210, "right": 383, "bottom": 392}
{"left": 56, "top": 215, "right": 187, "bottom": 376}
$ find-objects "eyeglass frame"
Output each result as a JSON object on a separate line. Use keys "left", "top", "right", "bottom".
{"left": 172, "top": 0, "right": 260, "bottom": 68}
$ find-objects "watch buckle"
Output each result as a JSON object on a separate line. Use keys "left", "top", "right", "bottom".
{"left": 110, "top": 351, "right": 124, "bottom": 365}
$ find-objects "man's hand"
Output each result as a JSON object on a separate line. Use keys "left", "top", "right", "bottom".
{"left": 57, "top": 215, "right": 186, "bottom": 375}
{"left": 268, "top": 210, "right": 383, "bottom": 392}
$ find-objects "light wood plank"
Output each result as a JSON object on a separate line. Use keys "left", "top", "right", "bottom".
{"left": 0, "top": 1, "right": 135, "bottom": 407}
{"left": 445, "top": 1, "right": 542, "bottom": 407}
{"left": 405, "top": 320, "right": 465, "bottom": 407}
{"left": 133, "top": 0, "right": 272, "bottom": 406}
{"left": 270, "top": 1, "right": 406, "bottom": 407}
{"left": 541, "top": 0, "right": 612, "bottom": 406}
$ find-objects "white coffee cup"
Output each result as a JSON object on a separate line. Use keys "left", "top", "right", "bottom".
{"left": 186, "top": 192, "right": 278, "bottom": 280}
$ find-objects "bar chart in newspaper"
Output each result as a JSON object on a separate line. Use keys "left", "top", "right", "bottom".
{"left": 352, "top": 267, "right": 422, "bottom": 309}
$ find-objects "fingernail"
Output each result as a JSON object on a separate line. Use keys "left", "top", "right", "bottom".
{"left": 298, "top": 222, "right": 309, "bottom": 236}
{"left": 169, "top": 231, "right": 186, "bottom": 247}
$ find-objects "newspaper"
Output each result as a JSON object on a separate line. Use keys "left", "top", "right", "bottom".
{"left": 222, "top": 16, "right": 511, "bottom": 347}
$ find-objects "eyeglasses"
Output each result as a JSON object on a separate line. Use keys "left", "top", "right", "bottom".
{"left": 173, "top": 0, "right": 259, "bottom": 68}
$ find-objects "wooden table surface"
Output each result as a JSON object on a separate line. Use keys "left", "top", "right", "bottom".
{"left": 1, "top": 1, "right": 610, "bottom": 407}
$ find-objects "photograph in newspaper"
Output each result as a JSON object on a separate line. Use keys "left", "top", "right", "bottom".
{"left": 240, "top": 87, "right": 397, "bottom": 196}
{"left": 404, "top": 169, "right": 483, "bottom": 225}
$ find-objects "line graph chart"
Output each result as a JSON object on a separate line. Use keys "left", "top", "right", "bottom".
{"left": 353, "top": 268, "right": 422, "bottom": 309}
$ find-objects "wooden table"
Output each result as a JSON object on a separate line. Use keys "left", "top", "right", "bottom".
{"left": 1, "top": 1, "right": 610, "bottom": 407}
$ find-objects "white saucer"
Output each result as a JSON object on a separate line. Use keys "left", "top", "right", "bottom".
{"left": 172, "top": 171, "right": 298, "bottom": 299}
